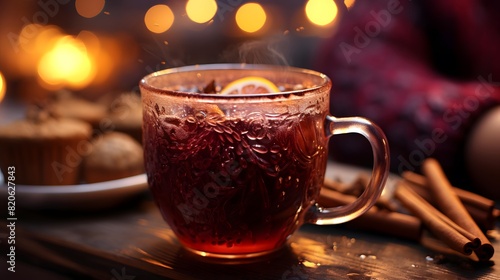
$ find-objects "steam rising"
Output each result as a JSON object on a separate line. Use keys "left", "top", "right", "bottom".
{"left": 141, "top": 36, "right": 291, "bottom": 75}
{"left": 236, "top": 39, "right": 289, "bottom": 66}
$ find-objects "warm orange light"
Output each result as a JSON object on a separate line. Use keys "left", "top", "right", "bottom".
{"left": 77, "top": 31, "right": 115, "bottom": 86}
{"left": 235, "top": 3, "right": 267, "bottom": 33}
{"left": 32, "top": 26, "right": 64, "bottom": 56}
{"left": 19, "top": 24, "right": 44, "bottom": 53}
{"left": 144, "top": 4, "right": 174, "bottom": 34}
{"left": 305, "top": 0, "right": 338, "bottom": 26}
{"left": 186, "top": 0, "right": 217, "bottom": 24}
{"left": 77, "top": 31, "right": 100, "bottom": 52}
{"left": 16, "top": 25, "right": 63, "bottom": 76}
{"left": 37, "top": 36, "right": 95, "bottom": 89}
{"left": 345, "top": 0, "right": 356, "bottom": 9}
{"left": 0, "top": 71, "right": 6, "bottom": 103}
{"left": 12, "top": 24, "right": 118, "bottom": 92}
{"left": 75, "top": 0, "right": 105, "bottom": 18}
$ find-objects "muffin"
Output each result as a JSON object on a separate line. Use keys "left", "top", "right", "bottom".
{"left": 0, "top": 110, "right": 92, "bottom": 185}
{"left": 107, "top": 93, "right": 142, "bottom": 143}
{"left": 50, "top": 91, "right": 107, "bottom": 129}
{"left": 82, "top": 132, "right": 144, "bottom": 183}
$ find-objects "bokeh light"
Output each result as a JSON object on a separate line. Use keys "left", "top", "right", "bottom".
{"left": 235, "top": 3, "right": 267, "bottom": 33}
{"left": 19, "top": 24, "right": 45, "bottom": 53}
{"left": 16, "top": 25, "right": 63, "bottom": 76}
{"left": 144, "top": 4, "right": 175, "bottom": 34}
{"left": 77, "top": 31, "right": 112, "bottom": 86}
{"left": 0, "top": 71, "right": 6, "bottom": 103}
{"left": 186, "top": 0, "right": 217, "bottom": 24}
{"left": 345, "top": 0, "right": 356, "bottom": 9}
{"left": 305, "top": 0, "right": 338, "bottom": 26}
{"left": 11, "top": 23, "right": 121, "bottom": 94}
{"left": 75, "top": 0, "right": 105, "bottom": 18}
{"left": 37, "top": 36, "right": 95, "bottom": 89}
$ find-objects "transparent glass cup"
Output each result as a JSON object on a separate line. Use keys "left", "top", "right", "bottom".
{"left": 140, "top": 64, "right": 390, "bottom": 259}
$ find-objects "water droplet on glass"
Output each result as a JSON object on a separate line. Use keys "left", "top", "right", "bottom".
{"left": 213, "top": 126, "right": 224, "bottom": 133}
{"left": 270, "top": 144, "right": 281, "bottom": 153}
{"left": 251, "top": 144, "right": 268, "bottom": 154}
{"left": 425, "top": 256, "right": 434, "bottom": 262}
{"left": 232, "top": 132, "right": 241, "bottom": 142}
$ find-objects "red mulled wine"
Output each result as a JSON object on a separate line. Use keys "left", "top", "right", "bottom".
{"left": 143, "top": 105, "right": 328, "bottom": 256}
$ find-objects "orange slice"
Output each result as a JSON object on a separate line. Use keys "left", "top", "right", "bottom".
{"left": 220, "top": 76, "right": 280, "bottom": 95}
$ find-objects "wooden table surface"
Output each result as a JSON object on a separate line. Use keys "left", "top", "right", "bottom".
{"left": 1, "top": 192, "right": 499, "bottom": 280}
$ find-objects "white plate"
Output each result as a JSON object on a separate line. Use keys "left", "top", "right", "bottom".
{"left": 0, "top": 171, "right": 148, "bottom": 210}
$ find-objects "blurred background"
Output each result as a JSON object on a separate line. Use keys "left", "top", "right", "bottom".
{"left": 0, "top": 0, "right": 354, "bottom": 106}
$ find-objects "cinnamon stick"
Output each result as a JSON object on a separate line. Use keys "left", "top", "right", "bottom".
{"left": 318, "top": 187, "right": 422, "bottom": 241}
{"left": 394, "top": 182, "right": 479, "bottom": 256}
{"left": 422, "top": 158, "right": 494, "bottom": 261}
{"left": 420, "top": 231, "right": 481, "bottom": 263}
{"left": 323, "top": 177, "right": 399, "bottom": 212}
{"left": 402, "top": 171, "right": 496, "bottom": 213}
{"left": 402, "top": 171, "right": 497, "bottom": 230}
{"left": 494, "top": 209, "right": 500, "bottom": 220}
{"left": 323, "top": 177, "right": 365, "bottom": 196}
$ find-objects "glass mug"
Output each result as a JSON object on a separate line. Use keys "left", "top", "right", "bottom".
{"left": 140, "top": 64, "right": 390, "bottom": 259}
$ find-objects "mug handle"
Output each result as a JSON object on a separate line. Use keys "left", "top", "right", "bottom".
{"left": 308, "top": 116, "right": 390, "bottom": 225}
